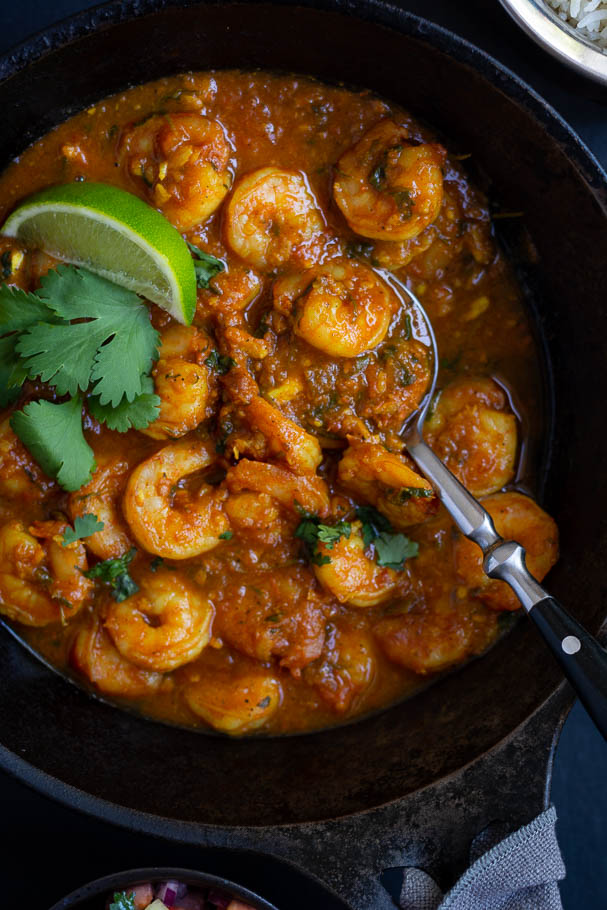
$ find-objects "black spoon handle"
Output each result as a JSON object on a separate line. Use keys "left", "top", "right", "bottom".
{"left": 529, "top": 596, "right": 607, "bottom": 739}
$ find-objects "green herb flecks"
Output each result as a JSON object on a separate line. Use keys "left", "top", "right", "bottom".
{"left": 84, "top": 547, "right": 139, "bottom": 602}
{"left": 205, "top": 350, "right": 236, "bottom": 375}
{"left": 295, "top": 514, "right": 351, "bottom": 567}
{"left": 187, "top": 241, "right": 225, "bottom": 289}
{"left": 62, "top": 513, "right": 104, "bottom": 546}
{"left": 355, "top": 504, "right": 418, "bottom": 571}
{"left": 109, "top": 893, "right": 136, "bottom": 910}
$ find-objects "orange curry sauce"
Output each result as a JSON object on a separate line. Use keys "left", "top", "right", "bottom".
{"left": 0, "top": 71, "right": 558, "bottom": 734}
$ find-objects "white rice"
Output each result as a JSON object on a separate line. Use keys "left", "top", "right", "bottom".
{"left": 545, "top": 0, "right": 607, "bottom": 52}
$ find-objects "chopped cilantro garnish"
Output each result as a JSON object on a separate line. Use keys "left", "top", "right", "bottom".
{"left": 84, "top": 547, "right": 139, "bottom": 602}
{"left": 0, "top": 265, "right": 162, "bottom": 491}
{"left": 17, "top": 266, "right": 158, "bottom": 405}
{"left": 369, "top": 163, "right": 386, "bottom": 190}
{"left": 355, "top": 504, "right": 418, "bottom": 571}
{"left": 88, "top": 376, "right": 160, "bottom": 432}
{"left": 150, "top": 556, "right": 164, "bottom": 572}
{"left": 355, "top": 505, "right": 392, "bottom": 547}
{"left": 295, "top": 515, "right": 351, "bottom": 566}
{"left": 187, "top": 241, "right": 225, "bottom": 289}
{"left": 374, "top": 532, "right": 418, "bottom": 569}
{"left": 10, "top": 396, "right": 96, "bottom": 492}
{"left": 62, "top": 513, "right": 104, "bottom": 546}
{"left": 219, "top": 530, "right": 233, "bottom": 540}
{"left": 205, "top": 350, "right": 236, "bottom": 374}
{"left": 109, "top": 893, "right": 136, "bottom": 910}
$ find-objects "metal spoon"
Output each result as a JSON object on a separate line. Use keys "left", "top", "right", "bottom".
{"left": 396, "top": 280, "right": 607, "bottom": 741}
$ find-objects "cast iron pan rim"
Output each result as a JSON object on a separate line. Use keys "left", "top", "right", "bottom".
{"left": 1, "top": 0, "right": 607, "bottom": 201}
{"left": 48, "top": 865, "right": 279, "bottom": 910}
{"left": 0, "top": 0, "right": 604, "bottom": 833}
{"left": 0, "top": 680, "right": 571, "bottom": 837}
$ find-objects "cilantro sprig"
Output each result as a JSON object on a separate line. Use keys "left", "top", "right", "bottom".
{"left": 83, "top": 547, "right": 139, "bottom": 602}
{"left": 295, "top": 509, "right": 351, "bottom": 566}
{"left": 0, "top": 265, "right": 162, "bottom": 491}
{"left": 187, "top": 241, "right": 225, "bottom": 289}
{"left": 62, "top": 513, "right": 104, "bottom": 546}
{"left": 356, "top": 504, "right": 419, "bottom": 570}
{"left": 10, "top": 396, "right": 95, "bottom": 492}
{"left": 109, "top": 893, "right": 136, "bottom": 910}
{"left": 205, "top": 349, "right": 236, "bottom": 374}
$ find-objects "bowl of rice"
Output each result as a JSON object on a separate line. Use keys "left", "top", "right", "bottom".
{"left": 498, "top": 0, "right": 607, "bottom": 83}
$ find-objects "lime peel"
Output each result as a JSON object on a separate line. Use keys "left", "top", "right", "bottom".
{"left": 2, "top": 182, "right": 197, "bottom": 324}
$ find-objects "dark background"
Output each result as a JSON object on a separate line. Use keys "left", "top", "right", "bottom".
{"left": 0, "top": 0, "right": 606, "bottom": 907}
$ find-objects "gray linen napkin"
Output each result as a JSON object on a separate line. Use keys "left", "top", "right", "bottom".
{"left": 399, "top": 807, "right": 565, "bottom": 910}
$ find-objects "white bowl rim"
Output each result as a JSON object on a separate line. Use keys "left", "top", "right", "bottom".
{"left": 498, "top": 0, "right": 607, "bottom": 85}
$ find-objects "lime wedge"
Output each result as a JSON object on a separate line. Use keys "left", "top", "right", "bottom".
{"left": 2, "top": 182, "right": 197, "bottom": 324}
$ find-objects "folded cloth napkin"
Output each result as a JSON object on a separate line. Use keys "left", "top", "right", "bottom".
{"left": 398, "top": 807, "right": 565, "bottom": 910}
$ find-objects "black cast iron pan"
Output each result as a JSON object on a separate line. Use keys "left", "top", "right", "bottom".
{"left": 1, "top": 2, "right": 607, "bottom": 908}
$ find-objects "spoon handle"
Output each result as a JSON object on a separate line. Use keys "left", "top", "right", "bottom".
{"left": 405, "top": 437, "right": 607, "bottom": 741}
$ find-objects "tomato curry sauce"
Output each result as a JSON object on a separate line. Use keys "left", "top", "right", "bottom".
{"left": 0, "top": 71, "right": 558, "bottom": 734}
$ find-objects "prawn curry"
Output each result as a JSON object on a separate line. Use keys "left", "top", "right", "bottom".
{"left": 0, "top": 72, "right": 558, "bottom": 735}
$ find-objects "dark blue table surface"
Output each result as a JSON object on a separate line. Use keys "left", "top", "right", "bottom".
{"left": 0, "top": 1, "right": 606, "bottom": 907}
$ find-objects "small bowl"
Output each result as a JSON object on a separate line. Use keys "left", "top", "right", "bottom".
{"left": 48, "top": 867, "right": 279, "bottom": 910}
{"left": 498, "top": 0, "right": 607, "bottom": 84}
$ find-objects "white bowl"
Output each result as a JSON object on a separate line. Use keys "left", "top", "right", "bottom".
{"left": 499, "top": 0, "right": 607, "bottom": 84}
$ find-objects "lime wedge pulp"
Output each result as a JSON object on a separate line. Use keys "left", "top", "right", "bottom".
{"left": 2, "top": 182, "right": 197, "bottom": 324}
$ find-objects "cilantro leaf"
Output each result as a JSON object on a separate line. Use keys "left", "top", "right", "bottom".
{"left": 355, "top": 504, "right": 418, "bottom": 570}
{"left": 62, "top": 513, "right": 105, "bottom": 546}
{"left": 317, "top": 520, "right": 351, "bottom": 549}
{"left": 109, "top": 892, "right": 136, "bottom": 910}
{"left": 0, "top": 335, "right": 28, "bottom": 407}
{"left": 88, "top": 377, "right": 160, "bottom": 431}
{"left": 295, "top": 516, "right": 351, "bottom": 566}
{"left": 205, "top": 350, "right": 236, "bottom": 374}
{"left": 187, "top": 242, "right": 225, "bottom": 289}
{"left": 84, "top": 547, "right": 139, "bottom": 602}
{"left": 10, "top": 396, "right": 95, "bottom": 492}
{"left": 356, "top": 505, "right": 392, "bottom": 547}
{"left": 21, "top": 266, "right": 159, "bottom": 405}
{"left": 219, "top": 530, "right": 233, "bottom": 540}
{"left": 294, "top": 518, "right": 320, "bottom": 550}
{"left": 0, "top": 283, "right": 55, "bottom": 333}
{"left": 374, "top": 532, "right": 419, "bottom": 569}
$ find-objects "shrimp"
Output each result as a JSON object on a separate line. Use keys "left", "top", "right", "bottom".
{"left": 105, "top": 568, "right": 214, "bottom": 672}
{"left": 120, "top": 112, "right": 232, "bottom": 230}
{"left": 68, "top": 451, "right": 134, "bottom": 559}
{"left": 425, "top": 377, "right": 517, "bottom": 497}
{"left": 333, "top": 120, "right": 445, "bottom": 241}
{"left": 224, "top": 167, "right": 325, "bottom": 270}
{"left": 71, "top": 618, "right": 163, "bottom": 697}
{"left": 213, "top": 566, "right": 329, "bottom": 674}
{"left": 244, "top": 396, "right": 322, "bottom": 474}
{"left": 313, "top": 522, "right": 400, "bottom": 607}
{"left": 0, "top": 520, "right": 92, "bottom": 626}
{"left": 338, "top": 440, "right": 438, "bottom": 528}
{"left": 225, "top": 459, "right": 330, "bottom": 518}
{"left": 304, "top": 620, "right": 376, "bottom": 712}
{"left": 142, "top": 325, "right": 214, "bottom": 440}
{"left": 185, "top": 668, "right": 282, "bottom": 734}
{"left": 272, "top": 259, "right": 397, "bottom": 357}
{"left": 454, "top": 491, "right": 558, "bottom": 611}
{"left": 0, "top": 417, "right": 56, "bottom": 506}
{"left": 374, "top": 595, "right": 497, "bottom": 675}
{"left": 122, "top": 438, "right": 230, "bottom": 559}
